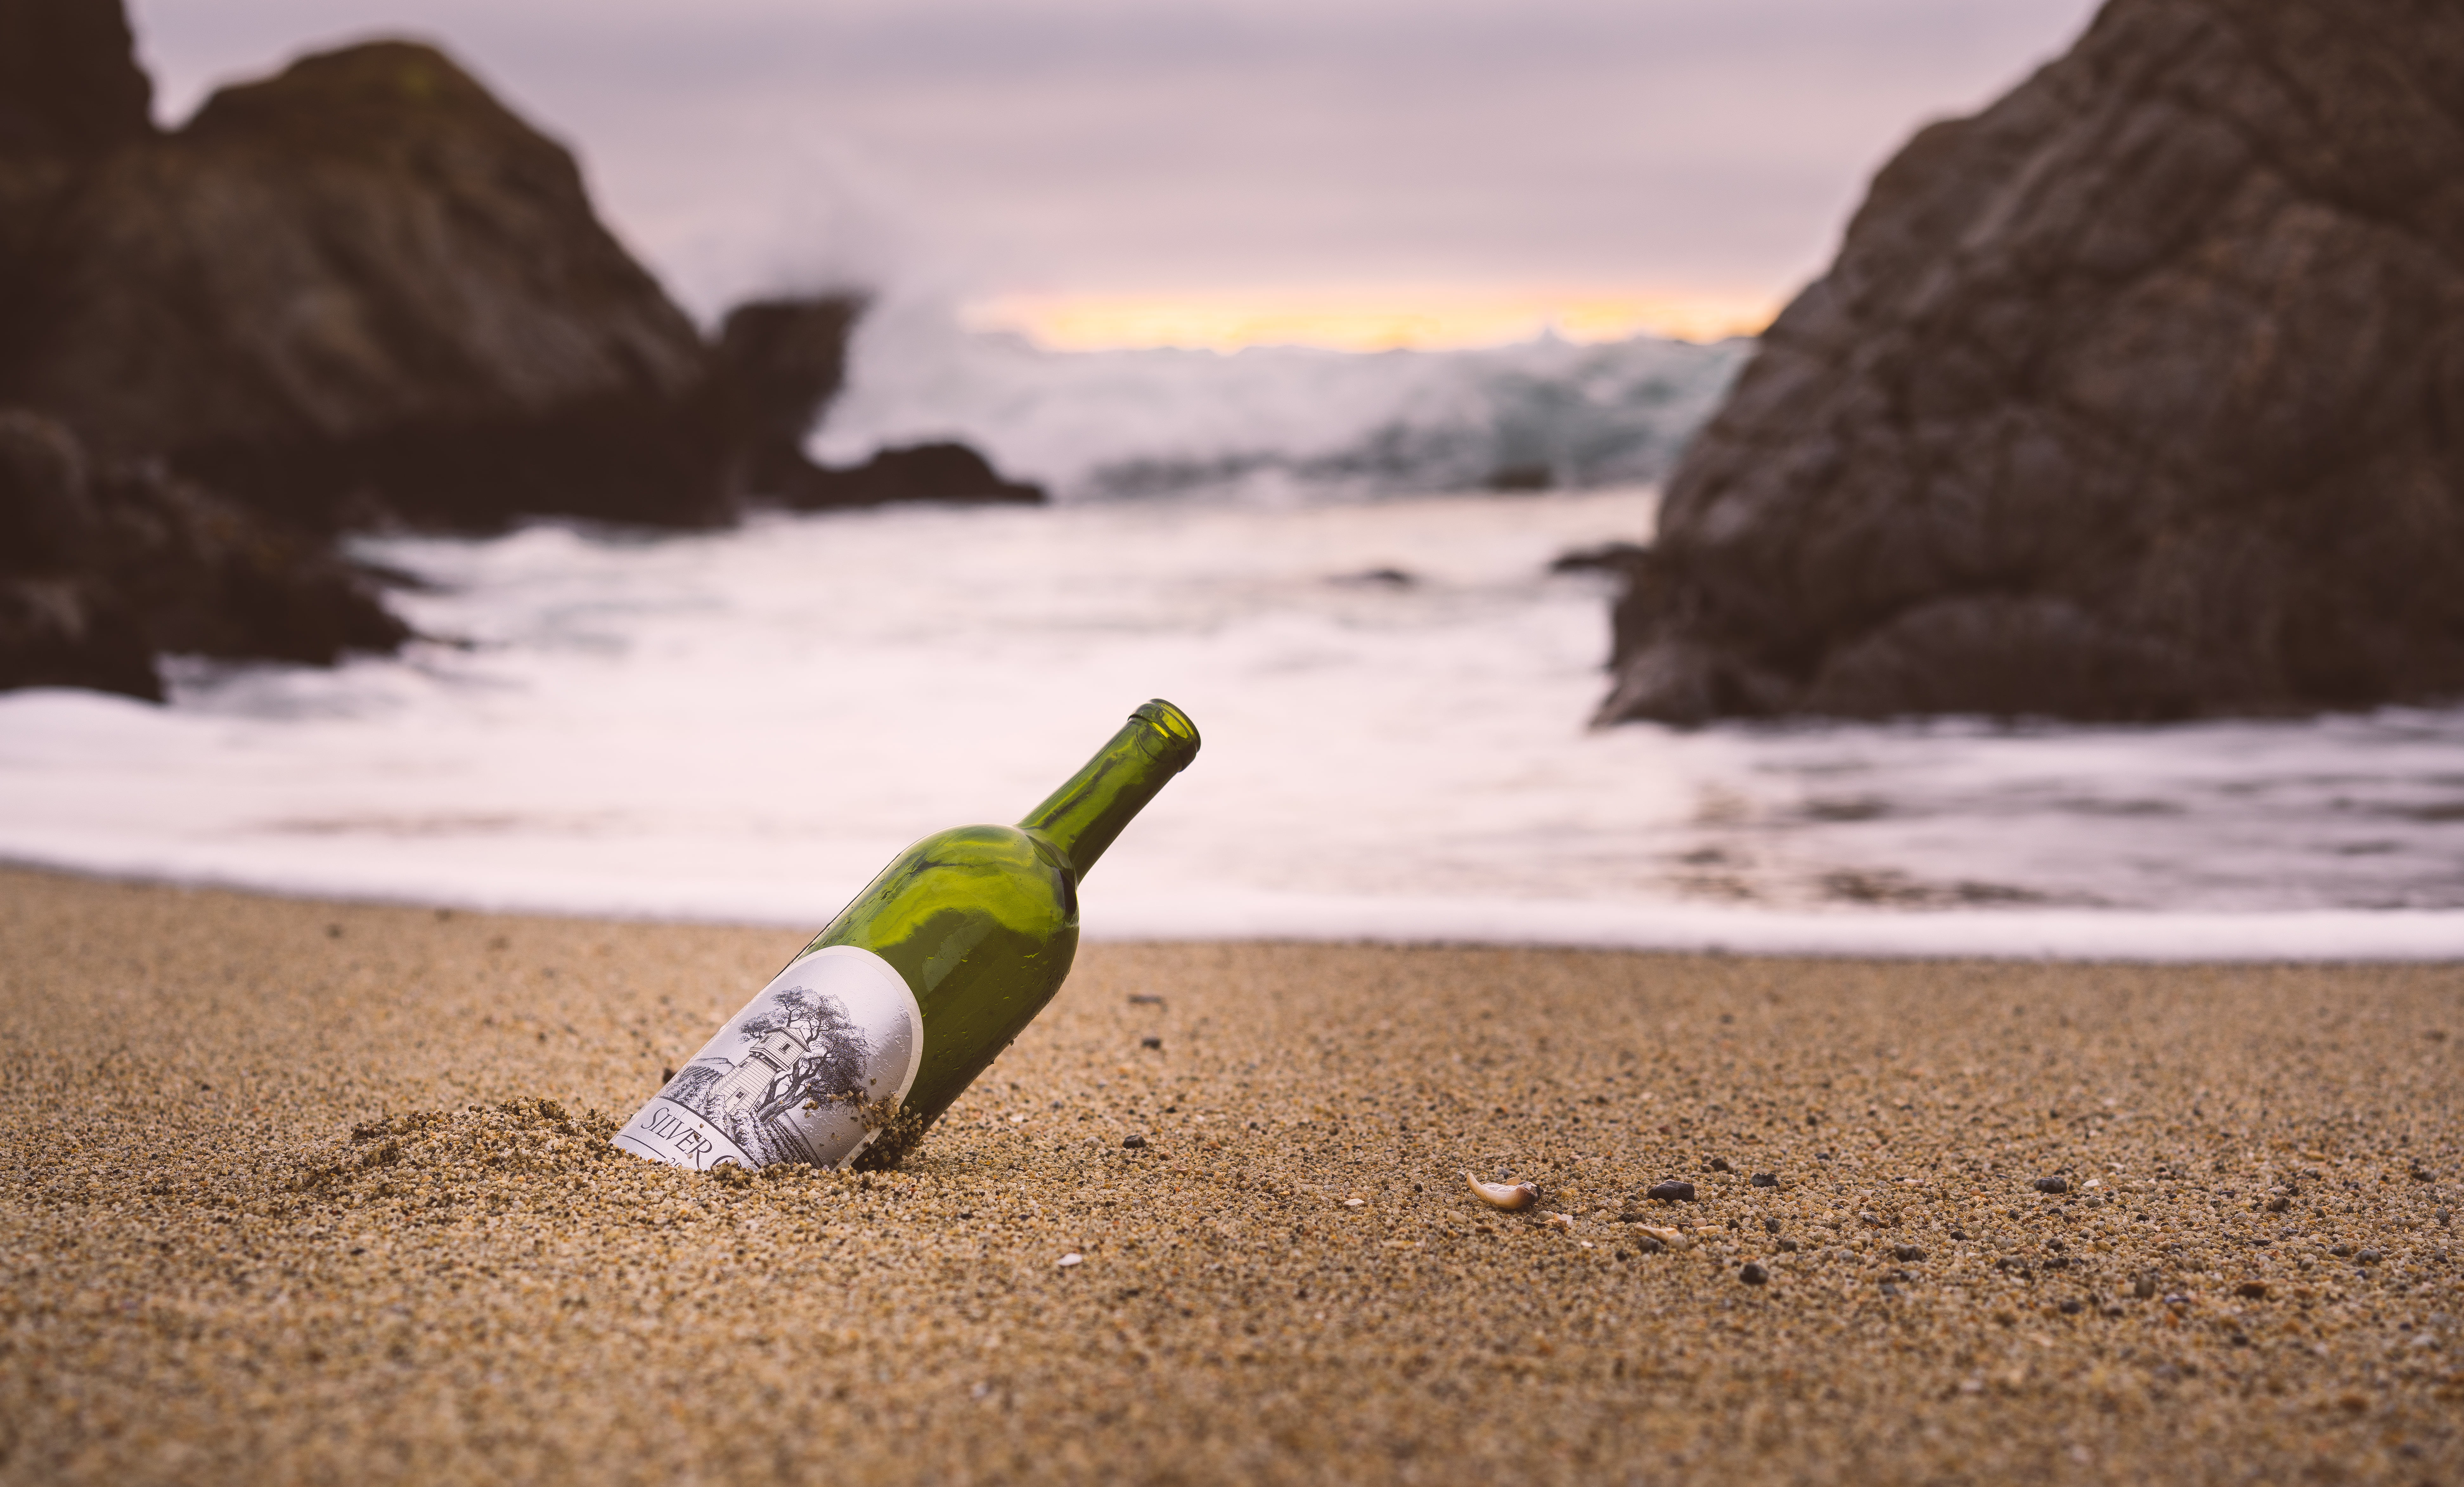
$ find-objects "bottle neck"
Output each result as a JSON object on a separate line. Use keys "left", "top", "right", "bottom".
{"left": 1017, "top": 700, "right": 1201, "bottom": 879}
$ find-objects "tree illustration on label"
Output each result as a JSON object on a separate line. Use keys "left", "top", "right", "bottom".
{"left": 665, "top": 985, "right": 874, "bottom": 1166}
{"left": 616, "top": 944, "right": 924, "bottom": 1172}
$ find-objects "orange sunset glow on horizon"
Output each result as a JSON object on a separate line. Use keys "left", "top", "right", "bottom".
{"left": 960, "top": 288, "right": 1781, "bottom": 353}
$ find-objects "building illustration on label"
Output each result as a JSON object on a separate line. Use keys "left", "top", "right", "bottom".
{"left": 663, "top": 983, "right": 872, "bottom": 1165}
{"left": 613, "top": 946, "right": 924, "bottom": 1172}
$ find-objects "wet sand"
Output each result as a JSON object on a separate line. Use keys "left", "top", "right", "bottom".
{"left": 2, "top": 865, "right": 2458, "bottom": 1485}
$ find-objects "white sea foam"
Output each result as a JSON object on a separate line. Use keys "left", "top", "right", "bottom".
{"left": 5, "top": 487, "right": 2464, "bottom": 960}
{"left": 810, "top": 314, "right": 1750, "bottom": 501}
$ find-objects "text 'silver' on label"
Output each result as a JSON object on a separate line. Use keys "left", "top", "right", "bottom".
{"left": 613, "top": 945, "right": 923, "bottom": 1171}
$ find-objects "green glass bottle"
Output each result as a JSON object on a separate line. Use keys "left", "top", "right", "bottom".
{"left": 614, "top": 699, "right": 1200, "bottom": 1172}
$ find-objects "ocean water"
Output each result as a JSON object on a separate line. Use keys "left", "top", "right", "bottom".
{"left": 6, "top": 485, "right": 2464, "bottom": 959}
{"left": 808, "top": 317, "right": 1751, "bottom": 501}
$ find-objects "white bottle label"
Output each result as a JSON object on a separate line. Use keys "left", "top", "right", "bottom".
{"left": 613, "top": 945, "right": 924, "bottom": 1171}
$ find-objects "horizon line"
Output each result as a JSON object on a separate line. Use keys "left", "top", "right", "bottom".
{"left": 958, "top": 288, "right": 1782, "bottom": 353}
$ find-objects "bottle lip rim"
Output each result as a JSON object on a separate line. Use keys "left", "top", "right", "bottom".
{"left": 1132, "top": 699, "right": 1201, "bottom": 760}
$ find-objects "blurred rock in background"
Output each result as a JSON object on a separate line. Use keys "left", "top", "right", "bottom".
{"left": 0, "top": 0, "right": 1038, "bottom": 695}
{"left": 1601, "top": 0, "right": 2464, "bottom": 725}
{"left": 780, "top": 442, "right": 1046, "bottom": 510}
{"left": 712, "top": 299, "right": 1046, "bottom": 509}
{"left": 0, "top": 410, "right": 408, "bottom": 700}
{"left": 1, "top": 33, "right": 721, "bottom": 532}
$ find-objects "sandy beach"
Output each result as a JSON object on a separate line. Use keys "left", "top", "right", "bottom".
{"left": 1, "top": 864, "right": 2456, "bottom": 1485}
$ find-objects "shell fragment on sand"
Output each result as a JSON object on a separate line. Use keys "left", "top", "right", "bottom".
{"left": 1466, "top": 1173, "right": 1539, "bottom": 1211}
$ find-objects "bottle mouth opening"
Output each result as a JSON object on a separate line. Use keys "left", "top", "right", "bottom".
{"left": 1131, "top": 699, "right": 1201, "bottom": 767}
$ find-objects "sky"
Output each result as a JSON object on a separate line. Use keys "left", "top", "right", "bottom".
{"left": 127, "top": 0, "right": 2105, "bottom": 348}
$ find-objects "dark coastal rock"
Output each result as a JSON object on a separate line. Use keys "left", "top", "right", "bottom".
{"left": 1485, "top": 462, "right": 1554, "bottom": 493}
{"left": 707, "top": 299, "right": 1044, "bottom": 508}
{"left": 0, "top": 3, "right": 945, "bottom": 550}
{"left": 1548, "top": 540, "right": 1649, "bottom": 578}
{"left": 1, "top": 39, "right": 720, "bottom": 532}
{"left": 0, "top": 0, "right": 151, "bottom": 159}
{"left": 1600, "top": 0, "right": 2464, "bottom": 725}
{"left": 712, "top": 297, "right": 863, "bottom": 501}
{"left": 0, "top": 3, "right": 1022, "bottom": 699}
{"left": 0, "top": 409, "right": 152, "bottom": 696}
{"left": 782, "top": 441, "right": 1046, "bottom": 510}
{"left": 0, "top": 408, "right": 92, "bottom": 567}
{"left": 0, "top": 0, "right": 152, "bottom": 336}
{"left": 0, "top": 411, "right": 407, "bottom": 700}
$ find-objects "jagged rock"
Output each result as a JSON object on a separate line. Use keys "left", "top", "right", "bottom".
{"left": 0, "top": 12, "right": 913, "bottom": 541}
{"left": 1485, "top": 462, "right": 1554, "bottom": 493}
{"left": 0, "top": 581, "right": 160, "bottom": 700}
{"left": 1548, "top": 540, "right": 1650, "bottom": 578}
{"left": 0, "top": 410, "right": 407, "bottom": 701}
{"left": 0, "top": 0, "right": 151, "bottom": 331}
{"left": 0, "top": 4, "right": 1042, "bottom": 700}
{"left": 0, "top": 5, "right": 995, "bottom": 698}
{"left": 783, "top": 442, "right": 1045, "bottom": 510}
{"left": 1600, "top": 0, "right": 2464, "bottom": 725}
{"left": 1, "top": 35, "right": 720, "bottom": 531}
{"left": 0, "top": 407, "right": 93, "bottom": 567}
{"left": 0, "top": 0, "right": 150, "bottom": 159}
{"left": 711, "top": 296, "right": 863, "bottom": 501}
{"left": 705, "top": 301, "right": 1042, "bottom": 509}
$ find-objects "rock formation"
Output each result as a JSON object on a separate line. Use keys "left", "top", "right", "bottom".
{"left": 1600, "top": 0, "right": 2464, "bottom": 725}
{"left": 0, "top": 0, "right": 149, "bottom": 355}
{"left": 712, "top": 298, "right": 865, "bottom": 502}
{"left": 710, "top": 299, "right": 1045, "bottom": 508}
{"left": 0, "top": 0, "right": 150, "bottom": 160}
{"left": 0, "top": 2, "right": 1045, "bottom": 698}
{"left": 0, "top": 410, "right": 409, "bottom": 700}
{"left": 1, "top": 30, "right": 720, "bottom": 531}
{"left": 778, "top": 442, "right": 1047, "bottom": 510}
{"left": 0, "top": 9, "right": 1044, "bottom": 538}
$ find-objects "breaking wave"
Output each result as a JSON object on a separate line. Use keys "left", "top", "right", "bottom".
{"left": 808, "top": 311, "right": 1749, "bottom": 502}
